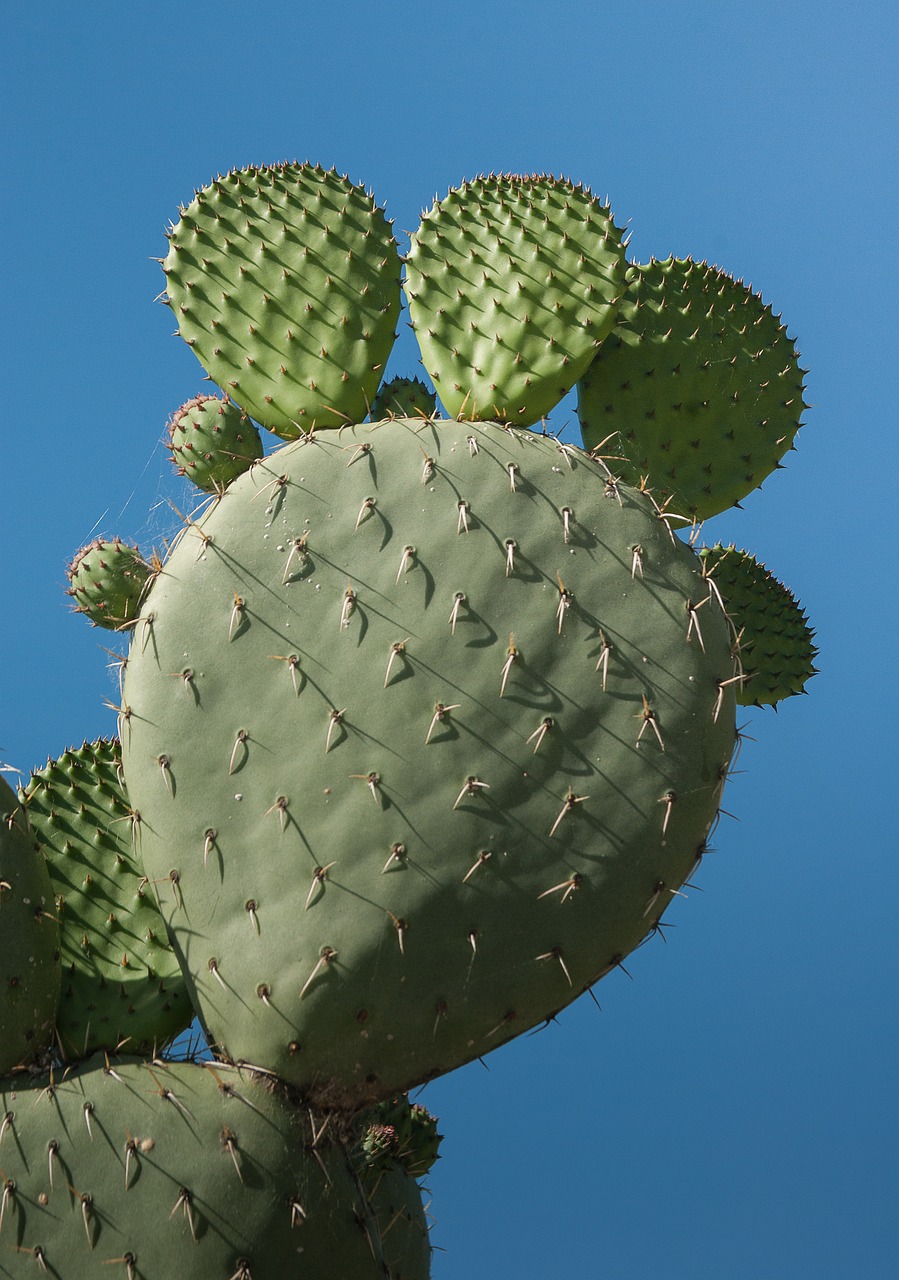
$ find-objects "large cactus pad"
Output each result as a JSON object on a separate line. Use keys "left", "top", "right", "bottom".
{"left": 0, "top": 1055, "right": 394, "bottom": 1279}
{"left": 121, "top": 420, "right": 738, "bottom": 1104}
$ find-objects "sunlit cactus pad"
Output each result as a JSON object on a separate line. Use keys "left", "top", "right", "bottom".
{"left": 121, "top": 419, "right": 738, "bottom": 1104}
{"left": 699, "top": 545, "right": 818, "bottom": 705}
{"left": 66, "top": 538, "right": 153, "bottom": 631}
{"left": 577, "top": 257, "right": 807, "bottom": 519}
{"left": 22, "top": 739, "right": 194, "bottom": 1060}
{"left": 0, "top": 1055, "right": 393, "bottom": 1279}
{"left": 0, "top": 776, "right": 60, "bottom": 1075}
{"left": 167, "top": 394, "right": 264, "bottom": 492}
{"left": 162, "top": 162, "right": 402, "bottom": 437}
{"left": 405, "top": 175, "right": 626, "bottom": 424}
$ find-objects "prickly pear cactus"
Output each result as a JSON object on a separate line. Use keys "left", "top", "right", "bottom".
{"left": 370, "top": 376, "right": 437, "bottom": 421}
{"left": 167, "top": 394, "right": 264, "bottom": 492}
{"left": 0, "top": 777, "right": 60, "bottom": 1074}
{"left": 66, "top": 539, "right": 153, "bottom": 631}
{"left": 577, "top": 257, "right": 808, "bottom": 519}
{"left": 699, "top": 545, "right": 818, "bottom": 705}
{"left": 22, "top": 739, "right": 194, "bottom": 1060}
{"left": 0, "top": 1055, "right": 392, "bottom": 1279}
{"left": 161, "top": 163, "right": 402, "bottom": 437}
{"left": 120, "top": 417, "right": 738, "bottom": 1105}
{"left": 405, "top": 175, "right": 627, "bottom": 424}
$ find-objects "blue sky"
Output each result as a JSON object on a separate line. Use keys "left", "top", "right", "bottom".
{"left": 2, "top": 3, "right": 896, "bottom": 1276}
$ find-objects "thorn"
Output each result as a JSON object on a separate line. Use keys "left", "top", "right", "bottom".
{"left": 595, "top": 630, "right": 612, "bottom": 690}
{"left": 245, "top": 899, "right": 259, "bottom": 934}
{"left": 457, "top": 500, "right": 470, "bottom": 534}
{"left": 505, "top": 539, "right": 516, "bottom": 576}
{"left": 170, "top": 1188, "right": 198, "bottom": 1243}
{"left": 282, "top": 535, "right": 309, "bottom": 581}
{"left": 555, "top": 574, "right": 572, "bottom": 634}
{"left": 228, "top": 593, "right": 245, "bottom": 640}
{"left": 448, "top": 592, "right": 466, "bottom": 634}
{"left": 345, "top": 441, "right": 372, "bottom": 466}
{"left": 228, "top": 729, "right": 249, "bottom": 774}
{"left": 499, "top": 635, "right": 518, "bottom": 696}
{"left": 537, "top": 946, "right": 572, "bottom": 985}
{"left": 637, "top": 696, "right": 664, "bottom": 750}
{"left": 349, "top": 772, "right": 382, "bottom": 805}
{"left": 299, "top": 946, "right": 337, "bottom": 999}
{"left": 525, "top": 716, "right": 554, "bottom": 753}
{"left": 156, "top": 754, "right": 174, "bottom": 796}
{"left": 354, "top": 496, "right": 376, "bottom": 530}
{"left": 426, "top": 702, "right": 460, "bottom": 744}
{"left": 381, "top": 842, "right": 406, "bottom": 873}
{"left": 387, "top": 911, "right": 408, "bottom": 955}
{"left": 453, "top": 776, "right": 490, "bottom": 810}
{"left": 222, "top": 1128, "right": 243, "bottom": 1182}
{"left": 325, "top": 708, "right": 346, "bottom": 753}
{"left": 462, "top": 850, "right": 491, "bottom": 883}
{"left": 420, "top": 446, "right": 435, "bottom": 482}
{"left": 549, "top": 788, "right": 588, "bottom": 837}
{"left": 467, "top": 434, "right": 479, "bottom": 456}
{"left": 507, "top": 463, "right": 519, "bottom": 491}
{"left": 339, "top": 581, "right": 357, "bottom": 630}
{"left": 631, "top": 545, "right": 644, "bottom": 579}
{"left": 538, "top": 872, "right": 582, "bottom": 902}
{"left": 264, "top": 795, "right": 290, "bottom": 832}
{"left": 270, "top": 653, "right": 302, "bottom": 696}
{"left": 384, "top": 639, "right": 409, "bottom": 687}
{"left": 659, "top": 790, "right": 677, "bottom": 833}
{"left": 82, "top": 1103, "right": 93, "bottom": 1139}
{"left": 289, "top": 1198, "right": 306, "bottom": 1229}
{"left": 713, "top": 674, "right": 745, "bottom": 722}
{"left": 395, "top": 545, "right": 415, "bottom": 583}
{"left": 561, "top": 506, "right": 573, "bottom": 544}
{"left": 208, "top": 957, "right": 227, "bottom": 989}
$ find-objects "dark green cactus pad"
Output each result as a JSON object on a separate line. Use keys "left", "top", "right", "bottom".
{"left": 360, "top": 1097, "right": 441, "bottom": 1180}
{"left": 67, "top": 539, "right": 153, "bottom": 631}
{"left": 167, "top": 395, "right": 264, "bottom": 492}
{"left": 370, "top": 376, "right": 437, "bottom": 421}
{"left": 162, "top": 162, "right": 402, "bottom": 438}
{"left": 364, "top": 1166, "right": 431, "bottom": 1280}
{"left": 120, "top": 419, "right": 738, "bottom": 1105}
{"left": 577, "top": 257, "right": 808, "bottom": 520}
{"left": 0, "top": 777, "right": 60, "bottom": 1074}
{"left": 0, "top": 1055, "right": 391, "bottom": 1279}
{"left": 357, "top": 1097, "right": 438, "bottom": 1279}
{"left": 405, "top": 175, "right": 627, "bottom": 425}
{"left": 22, "top": 740, "right": 194, "bottom": 1060}
{"left": 698, "top": 545, "right": 818, "bottom": 706}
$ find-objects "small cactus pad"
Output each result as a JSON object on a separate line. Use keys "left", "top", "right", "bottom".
{"left": 22, "top": 739, "right": 194, "bottom": 1060}
{"left": 577, "top": 257, "right": 808, "bottom": 520}
{"left": 357, "top": 1097, "right": 439, "bottom": 1279}
{"left": 167, "top": 394, "right": 264, "bottom": 492}
{"left": 162, "top": 162, "right": 402, "bottom": 437}
{"left": 120, "top": 419, "right": 738, "bottom": 1104}
{"left": 405, "top": 175, "right": 627, "bottom": 425}
{"left": 360, "top": 1096, "right": 442, "bottom": 1180}
{"left": 699, "top": 545, "right": 818, "bottom": 706}
{"left": 0, "top": 776, "right": 60, "bottom": 1074}
{"left": 364, "top": 1166, "right": 432, "bottom": 1279}
{"left": 370, "top": 376, "right": 437, "bottom": 421}
{"left": 0, "top": 1055, "right": 392, "bottom": 1279}
{"left": 67, "top": 538, "right": 153, "bottom": 631}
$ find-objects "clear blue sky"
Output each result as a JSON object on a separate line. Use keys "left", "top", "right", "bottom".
{"left": 2, "top": 3, "right": 896, "bottom": 1276}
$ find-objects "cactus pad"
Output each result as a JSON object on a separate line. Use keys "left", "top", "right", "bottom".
{"left": 0, "top": 776, "right": 60, "bottom": 1074}
{"left": 167, "top": 395, "right": 264, "bottom": 492}
{"left": 22, "top": 739, "right": 194, "bottom": 1060}
{"left": 577, "top": 257, "right": 808, "bottom": 519}
{"left": 699, "top": 545, "right": 818, "bottom": 705}
{"left": 405, "top": 175, "right": 626, "bottom": 425}
{"left": 120, "top": 419, "right": 738, "bottom": 1105}
{"left": 67, "top": 539, "right": 153, "bottom": 631}
{"left": 162, "top": 162, "right": 402, "bottom": 437}
{"left": 370, "top": 376, "right": 437, "bottom": 421}
{"left": 0, "top": 1055, "right": 392, "bottom": 1279}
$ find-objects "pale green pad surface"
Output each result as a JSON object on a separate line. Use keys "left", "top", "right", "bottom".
{"left": 121, "top": 420, "right": 737, "bottom": 1104}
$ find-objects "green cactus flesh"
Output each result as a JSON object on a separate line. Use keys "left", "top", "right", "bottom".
{"left": 120, "top": 419, "right": 738, "bottom": 1105}
{"left": 21, "top": 739, "right": 194, "bottom": 1060}
{"left": 405, "top": 175, "right": 627, "bottom": 426}
{"left": 66, "top": 539, "right": 153, "bottom": 631}
{"left": 577, "top": 257, "right": 808, "bottom": 520}
{"left": 0, "top": 1055, "right": 395, "bottom": 1279}
{"left": 370, "top": 376, "right": 437, "bottom": 421}
{"left": 699, "top": 545, "right": 818, "bottom": 706}
{"left": 162, "top": 163, "right": 402, "bottom": 438}
{"left": 167, "top": 395, "right": 264, "bottom": 493}
{"left": 0, "top": 776, "right": 60, "bottom": 1075}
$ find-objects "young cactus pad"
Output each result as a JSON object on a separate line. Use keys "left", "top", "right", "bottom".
{"left": 577, "top": 258, "right": 807, "bottom": 520}
{"left": 161, "top": 163, "right": 402, "bottom": 438}
{"left": 0, "top": 1055, "right": 394, "bottom": 1279}
{"left": 405, "top": 175, "right": 627, "bottom": 425}
{"left": 370, "top": 376, "right": 437, "bottom": 421}
{"left": 0, "top": 776, "right": 60, "bottom": 1074}
{"left": 699, "top": 545, "right": 818, "bottom": 706}
{"left": 120, "top": 418, "right": 738, "bottom": 1105}
{"left": 66, "top": 538, "right": 153, "bottom": 631}
{"left": 22, "top": 739, "right": 194, "bottom": 1060}
{"left": 167, "top": 394, "right": 264, "bottom": 492}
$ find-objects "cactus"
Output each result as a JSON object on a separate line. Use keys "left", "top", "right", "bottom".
{"left": 699, "top": 545, "right": 818, "bottom": 705}
{"left": 577, "top": 257, "right": 808, "bottom": 520}
{"left": 405, "top": 174, "right": 627, "bottom": 425}
{"left": 0, "top": 776, "right": 60, "bottom": 1075}
{"left": 66, "top": 539, "right": 154, "bottom": 631}
{"left": 161, "top": 163, "right": 402, "bottom": 438}
{"left": 370, "top": 376, "right": 437, "bottom": 421}
{"left": 0, "top": 1055, "right": 399, "bottom": 1278}
{"left": 166, "top": 394, "right": 264, "bottom": 492}
{"left": 119, "top": 417, "right": 738, "bottom": 1105}
{"left": 21, "top": 739, "right": 194, "bottom": 1060}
